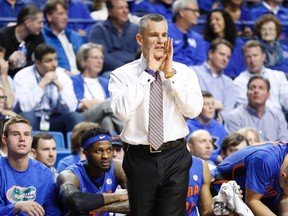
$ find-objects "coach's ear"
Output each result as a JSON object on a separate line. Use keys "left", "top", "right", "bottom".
{"left": 136, "top": 34, "right": 143, "bottom": 46}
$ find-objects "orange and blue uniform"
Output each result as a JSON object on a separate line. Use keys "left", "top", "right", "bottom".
{"left": 213, "top": 141, "right": 288, "bottom": 214}
{"left": 186, "top": 156, "right": 204, "bottom": 216}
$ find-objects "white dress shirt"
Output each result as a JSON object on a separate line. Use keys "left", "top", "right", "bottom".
{"left": 14, "top": 65, "right": 78, "bottom": 113}
{"left": 109, "top": 55, "right": 203, "bottom": 145}
{"left": 58, "top": 31, "right": 79, "bottom": 75}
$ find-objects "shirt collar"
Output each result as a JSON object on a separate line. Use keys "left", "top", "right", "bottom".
{"left": 247, "top": 66, "right": 266, "bottom": 76}
{"left": 204, "top": 61, "right": 223, "bottom": 77}
{"left": 246, "top": 104, "right": 266, "bottom": 117}
{"left": 263, "top": 1, "right": 279, "bottom": 14}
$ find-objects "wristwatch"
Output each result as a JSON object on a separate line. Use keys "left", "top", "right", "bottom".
{"left": 164, "top": 68, "right": 177, "bottom": 79}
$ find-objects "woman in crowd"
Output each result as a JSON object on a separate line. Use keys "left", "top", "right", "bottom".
{"left": 204, "top": 9, "right": 246, "bottom": 78}
{"left": 254, "top": 14, "right": 288, "bottom": 73}
{"left": 237, "top": 127, "right": 260, "bottom": 145}
{"left": 71, "top": 43, "right": 124, "bottom": 134}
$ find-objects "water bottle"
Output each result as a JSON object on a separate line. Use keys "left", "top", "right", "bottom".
{"left": 16, "top": 41, "right": 27, "bottom": 68}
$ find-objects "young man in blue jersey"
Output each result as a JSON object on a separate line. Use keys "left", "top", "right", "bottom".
{"left": 213, "top": 141, "right": 288, "bottom": 215}
{"left": 57, "top": 127, "right": 129, "bottom": 216}
{"left": 0, "top": 115, "right": 61, "bottom": 215}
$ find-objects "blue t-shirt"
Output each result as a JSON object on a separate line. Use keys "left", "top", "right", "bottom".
{"left": 0, "top": 157, "right": 61, "bottom": 215}
{"left": 56, "top": 153, "right": 81, "bottom": 173}
{"left": 66, "top": 159, "right": 118, "bottom": 216}
{"left": 186, "top": 156, "right": 204, "bottom": 216}
{"left": 214, "top": 142, "right": 288, "bottom": 203}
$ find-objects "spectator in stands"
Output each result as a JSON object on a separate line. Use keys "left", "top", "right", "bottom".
{"left": 72, "top": 43, "right": 124, "bottom": 133}
{"left": 186, "top": 155, "right": 213, "bottom": 215}
{"left": 42, "top": 0, "right": 83, "bottom": 75}
{"left": 90, "top": 0, "right": 140, "bottom": 24}
{"left": 251, "top": 0, "right": 288, "bottom": 39}
{"left": 0, "top": 50, "right": 17, "bottom": 152}
{"left": 191, "top": 38, "right": 236, "bottom": 119}
{"left": 131, "top": 0, "right": 174, "bottom": 22}
{"left": 254, "top": 14, "right": 288, "bottom": 72}
{"left": 204, "top": 9, "right": 245, "bottom": 78}
{"left": 0, "top": 49, "right": 15, "bottom": 111}
{"left": 234, "top": 40, "right": 288, "bottom": 114}
{"left": 187, "top": 129, "right": 217, "bottom": 171}
{"left": 57, "top": 121, "right": 100, "bottom": 173}
{"left": 0, "top": 85, "right": 15, "bottom": 157}
{"left": 57, "top": 127, "right": 129, "bottom": 215}
{"left": 237, "top": 127, "right": 260, "bottom": 145}
{"left": 31, "top": 132, "right": 58, "bottom": 181}
{"left": 219, "top": 0, "right": 253, "bottom": 37}
{"left": 0, "top": 0, "right": 28, "bottom": 26}
{"left": 89, "top": 0, "right": 139, "bottom": 78}
{"left": 13, "top": 43, "right": 83, "bottom": 134}
{"left": 168, "top": 0, "right": 206, "bottom": 66}
{"left": 0, "top": 5, "right": 45, "bottom": 78}
{"left": 186, "top": 91, "right": 228, "bottom": 164}
{"left": 220, "top": 132, "right": 249, "bottom": 159}
{"left": 226, "top": 75, "right": 288, "bottom": 141}
{"left": 111, "top": 133, "right": 124, "bottom": 161}
{"left": 27, "top": 0, "right": 94, "bottom": 37}
{"left": 213, "top": 141, "right": 288, "bottom": 215}
{"left": 0, "top": 115, "right": 61, "bottom": 215}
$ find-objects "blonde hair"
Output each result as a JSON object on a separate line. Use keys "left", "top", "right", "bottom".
{"left": 237, "top": 127, "right": 260, "bottom": 145}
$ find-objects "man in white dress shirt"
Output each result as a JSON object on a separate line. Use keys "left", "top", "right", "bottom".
{"left": 13, "top": 43, "right": 83, "bottom": 134}
{"left": 109, "top": 13, "right": 203, "bottom": 216}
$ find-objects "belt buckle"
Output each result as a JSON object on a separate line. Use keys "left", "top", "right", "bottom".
{"left": 150, "top": 145, "right": 161, "bottom": 153}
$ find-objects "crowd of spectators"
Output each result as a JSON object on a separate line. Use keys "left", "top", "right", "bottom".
{"left": 0, "top": 0, "right": 288, "bottom": 215}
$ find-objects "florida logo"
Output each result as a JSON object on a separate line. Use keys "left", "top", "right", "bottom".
{"left": 6, "top": 186, "right": 36, "bottom": 203}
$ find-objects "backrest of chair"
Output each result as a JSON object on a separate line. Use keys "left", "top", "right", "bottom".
{"left": 32, "top": 130, "right": 66, "bottom": 150}
{"left": 66, "top": 131, "right": 72, "bottom": 150}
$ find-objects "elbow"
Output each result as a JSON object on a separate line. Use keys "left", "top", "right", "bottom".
{"left": 64, "top": 193, "right": 83, "bottom": 212}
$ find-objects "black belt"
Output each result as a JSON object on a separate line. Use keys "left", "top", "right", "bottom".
{"left": 124, "top": 138, "right": 184, "bottom": 153}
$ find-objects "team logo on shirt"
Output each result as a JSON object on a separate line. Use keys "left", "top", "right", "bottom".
{"left": 193, "top": 175, "right": 198, "bottom": 181}
{"left": 106, "top": 178, "right": 112, "bottom": 185}
{"left": 188, "top": 38, "right": 196, "bottom": 48}
{"left": 6, "top": 186, "right": 36, "bottom": 203}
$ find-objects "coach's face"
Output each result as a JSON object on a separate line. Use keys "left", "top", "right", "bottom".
{"left": 136, "top": 20, "right": 168, "bottom": 60}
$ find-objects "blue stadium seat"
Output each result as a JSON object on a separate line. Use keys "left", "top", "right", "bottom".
{"left": 32, "top": 130, "right": 66, "bottom": 150}
{"left": 32, "top": 131, "right": 71, "bottom": 168}
{"left": 66, "top": 131, "right": 72, "bottom": 151}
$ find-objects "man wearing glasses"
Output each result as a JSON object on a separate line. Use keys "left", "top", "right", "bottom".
{"left": 168, "top": 0, "right": 206, "bottom": 66}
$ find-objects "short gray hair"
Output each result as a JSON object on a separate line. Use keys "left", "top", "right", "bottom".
{"left": 172, "top": 0, "right": 198, "bottom": 16}
{"left": 76, "top": 43, "right": 104, "bottom": 72}
{"left": 138, "top": 13, "right": 166, "bottom": 35}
